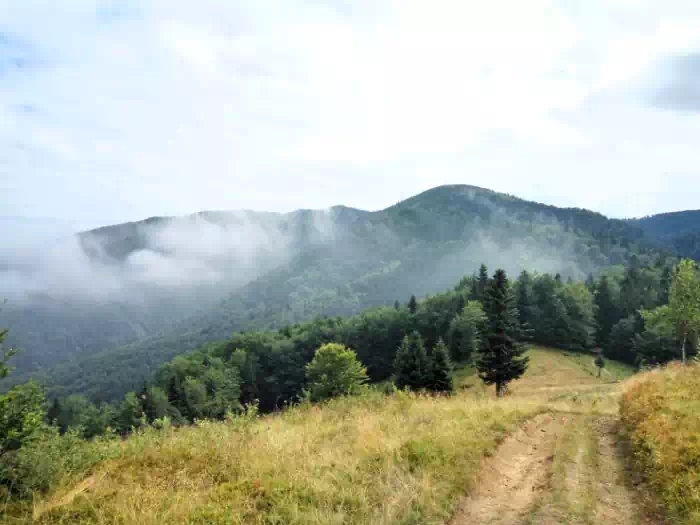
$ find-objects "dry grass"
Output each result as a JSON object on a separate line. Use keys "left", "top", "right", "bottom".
{"left": 4, "top": 347, "right": 635, "bottom": 525}
{"left": 621, "top": 362, "right": 700, "bottom": 524}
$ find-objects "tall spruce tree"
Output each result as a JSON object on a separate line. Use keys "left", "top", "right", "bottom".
{"left": 408, "top": 295, "right": 418, "bottom": 315}
{"left": 516, "top": 270, "right": 534, "bottom": 339}
{"left": 394, "top": 331, "right": 429, "bottom": 390}
{"left": 427, "top": 338, "right": 453, "bottom": 393}
{"left": 478, "top": 264, "right": 489, "bottom": 298}
{"left": 477, "top": 269, "right": 529, "bottom": 397}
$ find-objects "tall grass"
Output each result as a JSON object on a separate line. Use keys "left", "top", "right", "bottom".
{"left": 621, "top": 362, "right": 700, "bottom": 524}
{"left": 16, "top": 390, "right": 544, "bottom": 525}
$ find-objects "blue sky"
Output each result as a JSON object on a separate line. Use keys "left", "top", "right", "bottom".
{"left": 2, "top": 0, "right": 700, "bottom": 228}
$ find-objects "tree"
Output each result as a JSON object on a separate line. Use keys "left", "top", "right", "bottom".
{"left": 477, "top": 269, "right": 529, "bottom": 397}
{"left": 605, "top": 316, "right": 637, "bottom": 364}
{"left": 0, "top": 381, "right": 47, "bottom": 458}
{"left": 669, "top": 260, "right": 700, "bottom": 364}
{"left": 0, "top": 328, "right": 18, "bottom": 379}
{"left": 394, "top": 332, "right": 429, "bottom": 390}
{"left": 478, "top": 264, "right": 489, "bottom": 298}
{"left": 640, "top": 259, "right": 700, "bottom": 364}
{"left": 594, "top": 276, "right": 618, "bottom": 349}
{"left": 448, "top": 301, "right": 486, "bottom": 362}
{"left": 594, "top": 354, "right": 605, "bottom": 377}
{"left": 516, "top": 270, "right": 534, "bottom": 338}
{"left": 427, "top": 339, "right": 453, "bottom": 393}
{"left": 560, "top": 283, "right": 596, "bottom": 351}
{"left": 305, "top": 343, "right": 368, "bottom": 402}
{"left": 394, "top": 300, "right": 400, "bottom": 311}
{"left": 408, "top": 295, "right": 418, "bottom": 315}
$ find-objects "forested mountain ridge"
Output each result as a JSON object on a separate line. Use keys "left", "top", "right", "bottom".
{"left": 629, "top": 210, "right": 700, "bottom": 261}
{"left": 0, "top": 185, "right": 668, "bottom": 399}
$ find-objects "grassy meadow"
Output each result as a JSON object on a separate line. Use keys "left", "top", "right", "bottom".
{"left": 3, "top": 347, "right": 635, "bottom": 525}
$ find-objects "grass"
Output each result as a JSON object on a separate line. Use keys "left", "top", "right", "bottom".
{"left": 621, "top": 362, "right": 700, "bottom": 524}
{"left": 3, "top": 347, "right": 635, "bottom": 525}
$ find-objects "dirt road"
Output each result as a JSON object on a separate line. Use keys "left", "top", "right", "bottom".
{"left": 451, "top": 413, "right": 661, "bottom": 525}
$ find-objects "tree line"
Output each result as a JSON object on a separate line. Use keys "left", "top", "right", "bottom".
{"left": 3, "top": 256, "right": 700, "bottom": 494}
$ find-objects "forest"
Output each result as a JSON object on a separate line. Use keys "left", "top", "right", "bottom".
{"left": 2, "top": 185, "right": 673, "bottom": 402}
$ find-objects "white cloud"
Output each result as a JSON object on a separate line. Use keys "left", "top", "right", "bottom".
{"left": 2, "top": 0, "right": 700, "bottom": 223}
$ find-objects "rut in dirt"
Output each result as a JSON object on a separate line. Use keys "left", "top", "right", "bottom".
{"left": 451, "top": 413, "right": 661, "bottom": 525}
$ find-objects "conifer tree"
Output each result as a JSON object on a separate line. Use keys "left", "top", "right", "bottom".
{"left": 478, "top": 264, "right": 489, "bottom": 298}
{"left": 469, "top": 275, "right": 479, "bottom": 301}
{"left": 477, "top": 269, "right": 529, "bottom": 397}
{"left": 394, "top": 331, "right": 429, "bottom": 390}
{"left": 394, "top": 300, "right": 400, "bottom": 311}
{"left": 595, "top": 276, "right": 618, "bottom": 348}
{"left": 427, "top": 338, "right": 453, "bottom": 393}
{"left": 408, "top": 295, "right": 418, "bottom": 315}
{"left": 516, "top": 270, "right": 534, "bottom": 338}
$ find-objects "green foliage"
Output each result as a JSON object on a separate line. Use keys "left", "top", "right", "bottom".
{"left": 0, "top": 328, "right": 18, "bottom": 379}
{"left": 605, "top": 316, "right": 637, "bottom": 364}
{"left": 305, "top": 343, "right": 368, "bottom": 402}
{"left": 394, "top": 332, "right": 429, "bottom": 391}
{"left": 448, "top": 301, "right": 486, "bottom": 362}
{"left": 594, "top": 276, "right": 618, "bottom": 348}
{"left": 427, "top": 339, "right": 453, "bottom": 393}
{"left": 408, "top": 295, "right": 417, "bottom": 315}
{"left": 0, "top": 381, "right": 47, "bottom": 458}
{"left": 477, "top": 269, "right": 529, "bottom": 396}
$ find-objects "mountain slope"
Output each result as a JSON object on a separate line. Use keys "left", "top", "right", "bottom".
{"left": 629, "top": 210, "right": 700, "bottom": 260}
{"left": 2, "top": 185, "right": 660, "bottom": 400}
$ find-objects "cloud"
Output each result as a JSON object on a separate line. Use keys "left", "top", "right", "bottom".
{"left": 3, "top": 0, "right": 700, "bottom": 222}
{"left": 650, "top": 52, "right": 700, "bottom": 113}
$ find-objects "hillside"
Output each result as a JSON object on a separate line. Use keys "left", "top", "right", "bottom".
{"left": 2, "top": 185, "right": 660, "bottom": 399}
{"left": 629, "top": 210, "right": 700, "bottom": 261}
{"left": 5, "top": 348, "right": 649, "bottom": 525}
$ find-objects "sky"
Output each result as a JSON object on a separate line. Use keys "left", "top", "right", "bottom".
{"left": 2, "top": 0, "right": 700, "bottom": 229}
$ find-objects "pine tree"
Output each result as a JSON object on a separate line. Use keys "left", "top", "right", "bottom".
{"left": 478, "top": 264, "right": 489, "bottom": 298}
{"left": 516, "top": 270, "right": 534, "bottom": 339}
{"left": 408, "top": 295, "right": 418, "bottom": 315}
{"left": 469, "top": 275, "right": 479, "bottom": 301}
{"left": 477, "top": 269, "right": 529, "bottom": 396}
{"left": 660, "top": 265, "right": 672, "bottom": 305}
{"left": 427, "top": 339, "right": 453, "bottom": 393}
{"left": 394, "top": 332, "right": 429, "bottom": 390}
{"left": 394, "top": 300, "right": 400, "bottom": 311}
{"left": 595, "top": 276, "right": 619, "bottom": 348}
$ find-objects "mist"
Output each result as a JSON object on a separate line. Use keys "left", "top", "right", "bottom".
{"left": 1, "top": 209, "right": 341, "bottom": 305}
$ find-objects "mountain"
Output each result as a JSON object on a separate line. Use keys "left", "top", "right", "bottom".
{"left": 628, "top": 210, "right": 700, "bottom": 261}
{"left": 2, "top": 185, "right": 661, "bottom": 400}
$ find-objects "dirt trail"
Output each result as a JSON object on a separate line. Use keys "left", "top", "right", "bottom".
{"left": 452, "top": 414, "right": 660, "bottom": 525}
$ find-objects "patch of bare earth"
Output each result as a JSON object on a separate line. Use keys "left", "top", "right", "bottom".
{"left": 450, "top": 413, "right": 563, "bottom": 525}
{"left": 451, "top": 414, "right": 663, "bottom": 525}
